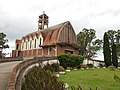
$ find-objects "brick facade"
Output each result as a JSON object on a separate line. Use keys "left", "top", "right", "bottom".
{"left": 12, "top": 15, "right": 79, "bottom": 57}
{"left": 57, "top": 44, "right": 79, "bottom": 56}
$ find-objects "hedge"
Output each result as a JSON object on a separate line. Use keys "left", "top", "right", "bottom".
{"left": 58, "top": 54, "right": 84, "bottom": 69}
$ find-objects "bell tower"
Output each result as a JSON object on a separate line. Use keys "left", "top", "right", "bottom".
{"left": 38, "top": 11, "right": 49, "bottom": 31}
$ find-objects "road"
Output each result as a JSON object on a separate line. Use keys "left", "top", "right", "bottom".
{"left": 0, "top": 61, "right": 21, "bottom": 90}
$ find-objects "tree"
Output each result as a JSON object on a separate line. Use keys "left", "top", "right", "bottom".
{"left": 0, "top": 32, "right": 9, "bottom": 58}
{"left": 106, "top": 30, "right": 119, "bottom": 67}
{"left": 107, "top": 30, "right": 116, "bottom": 44}
{"left": 77, "top": 28, "right": 102, "bottom": 61}
{"left": 115, "top": 30, "right": 120, "bottom": 58}
{"left": 117, "top": 44, "right": 120, "bottom": 58}
{"left": 112, "top": 43, "right": 118, "bottom": 68}
{"left": 115, "top": 30, "right": 120, "bottom": 44}
{"left": 107, "top": 30, "right": 120, "bottom": 53}
{"left": 103, "top": 32, "right": 112, "bottom": 67}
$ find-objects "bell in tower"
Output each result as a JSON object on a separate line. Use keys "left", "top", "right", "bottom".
{"left": 38, "top": 11, "right": 49, "bottom": 31}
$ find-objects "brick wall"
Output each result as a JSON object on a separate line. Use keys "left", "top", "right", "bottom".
{"left": 12, "top": 44, "right": 78, "bottom": 58}
{"left": 57, "top": 45, "right": 79, "bottom": 56}
{"left": 49, "top": 47, "right": 55, "bottom": 56}
{"left": 38, "top": 49, "right": 42, "bottom": 55}
{"left": 12, "top": 50, "right": 17, "bottom": 57}
{"left": 0, "top": 57, "right": 23, "bottom": 63}
{"left": 6, "top": 57, "right": 57, "bottom": 90}
{"left": 43, "top": 48, "right": 48, "bottom": 56}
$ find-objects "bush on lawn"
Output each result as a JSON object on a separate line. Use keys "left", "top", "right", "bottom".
{"left": 66, "top": 67, "right": 72, "bottom": 70}
{"left": 22, "top": 65, "right": 64, "bottom": 90}
{"left": 80, "top": 64, "right": 87, "bottom": 69}
{"left": 87, "top": 64, "right": 93, "bottom": 68}
{"left": 58, "top": 54, "right": 84, "bottom": 69}
{"left": 44, "top": 62, "right": 59, "bottom": 73}
{"left": 59, "top": 66, "right": 65, "bottom": 72}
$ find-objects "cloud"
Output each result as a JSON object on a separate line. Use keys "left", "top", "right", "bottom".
{"left": 0, "top": 0, "right": 120, "bottom": 55}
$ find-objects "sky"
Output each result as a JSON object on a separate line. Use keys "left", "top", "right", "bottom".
{"left": 1, "top": 0, "right": 120, "bottom": 58}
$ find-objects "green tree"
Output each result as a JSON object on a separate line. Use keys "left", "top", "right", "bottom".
{"left": 107, "top": 30, "right": 116, "bottom": 44}
{"left": 107, "top": 30, "right": 120, "bottom": 54}
{"left": 0, "top": 32, "right": 9, "bottom": 58}
{"left": 107, "top": 30, "right": 119, "bottom": 67}
{"left": 77, "top": 28, "right": 102, "bottom": 61}
{"left": 115, "top": 30, "right": 120, "bottom": 44}
{"left": 117, "top": 44, "right": 120, "bottom": 59}
{"left": 112, "top": 43, "right": 118, "bottom": 68}
{"left": 115, "top": 30, "right": 120, "bottom": 58}
{"left": 103, "top": 32, "right": 112, "bottom": 67}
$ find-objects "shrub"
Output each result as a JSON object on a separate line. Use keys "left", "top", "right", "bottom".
{"left": 58, "top": 54, "right": 70, "bottom": 69}
{"left": 87, "top": 64, "right": 93, "bottom": 68}
{"left": 66, "top": 67, "right": 72, "bottom": 70}
{"left": 22, "top": 65, "right": 64, "bottom": 90}
{"left": 69, "top": 54, "right": 84, "bottom": 68}
{"left": 59, "top": 66, "right": 65, "bottom": 72}
{"left": 80, "top": 64, "right": 87, "bottom": 69}
{"left": 98, "top": 64, "right": 104, "bottom": 68}
{"left": 43, "top": 62, "right": 59, "bottom": 73}
{"left": 51, "top": 63, "right": 59, "bottom": 72}
{"left": 58, "top": 54, "right": 84, "bottom": 69}
{"left": 44, "top": 62, "right": 54, "bottom": 72}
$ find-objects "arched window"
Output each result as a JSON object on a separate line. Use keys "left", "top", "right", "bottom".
{"left": 40, "top": 38, "right": 41, "bottom": 46}
{"left": 30, "top": 41, "right": 32, "bottom": 49}
{"left": 22, "top": 43, "right": 24, "bottom": 50}
{"left": 34, "top": 39, "right": 36, "bottom": 48}
{"left": 26, "top": 42, "right": 27, "bottom": 50}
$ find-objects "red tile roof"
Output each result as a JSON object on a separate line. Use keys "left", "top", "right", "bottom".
{"left": 21, "top": 21, "right": 69, "bottom": 45}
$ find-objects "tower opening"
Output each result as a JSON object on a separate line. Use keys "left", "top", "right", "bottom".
{"left": 38, "top": 11, "right": 49, "bottom": 31}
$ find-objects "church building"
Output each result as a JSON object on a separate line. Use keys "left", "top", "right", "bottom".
{"left": 12, "top": 12, "right": 79, "bottom": 57}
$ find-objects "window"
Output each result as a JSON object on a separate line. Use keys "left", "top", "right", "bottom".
{"left": 50, "top": 47, "right": 52, "bottom": 52}
{"left": 40, "top": 38, "right": 41, "bottom": 46}
{"left": 22, "top": 43, "right": 24, "bottom": 50}
{"left": 16, "top": 44, "right": 19, "bottom": 50}
{"left": 26, "top": 42, "right": 27, "bottom": 50}
{"left": 34, "top": 39, "right": 36, "bottom": 48}
{"left": 30, "top": 41, "right": 32, "bottom": 49}
{"left": 18, "top": 51, "right": 21, "bottom": 56}
{"left": 65, "top": 50, "right": 73, "bottom": 54}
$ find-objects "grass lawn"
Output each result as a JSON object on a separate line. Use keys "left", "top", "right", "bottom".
{"left": 59, "top": 68, "right": 120, "bottom": 90}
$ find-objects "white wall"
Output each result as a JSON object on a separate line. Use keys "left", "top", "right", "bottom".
{"left": 83, "top": 59, "right": 104, "bottom": 67}
{"left": 21, "top": 33, "right": 43, "bottom": 51}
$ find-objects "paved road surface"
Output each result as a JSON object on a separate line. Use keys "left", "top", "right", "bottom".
{"left": 0, "top": 61, "right": 21, "bottom": 90}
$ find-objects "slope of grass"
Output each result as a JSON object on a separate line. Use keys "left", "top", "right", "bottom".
{"left": 60, "top": 68, "right": 120, "bottom": 90}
